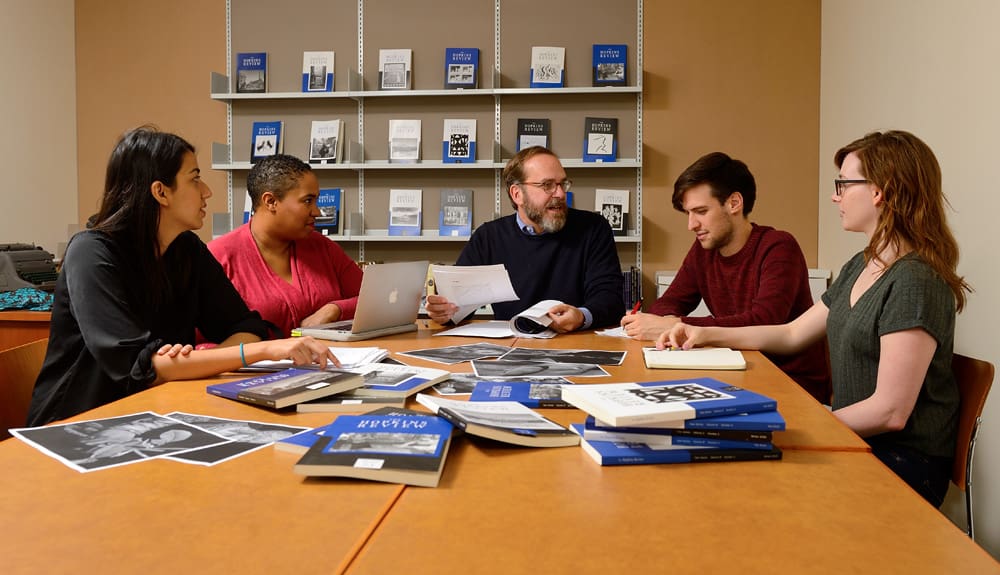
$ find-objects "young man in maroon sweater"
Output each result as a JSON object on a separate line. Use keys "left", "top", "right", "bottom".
{"left": 621, "top": 152, "right": 831, "bottom": 403}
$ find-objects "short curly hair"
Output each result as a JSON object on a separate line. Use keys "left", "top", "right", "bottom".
{"left": 246, "top": 154, "right": 312, "bottom": 210}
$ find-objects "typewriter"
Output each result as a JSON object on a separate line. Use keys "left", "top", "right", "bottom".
{"left": 0, "top": 243, "right": 58, "bottom": 292}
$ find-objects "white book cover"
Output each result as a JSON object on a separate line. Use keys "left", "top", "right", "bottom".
{"left": 530, "top": 46, "right": 565, "bottom": 87}
{"left": 442, "top": 119, "right": 476, "bottom": 163}
{"left": 594, "top": 188, "right": 629, "bottom": 236}
{"left": 379, "top": 48, "right": 413, "bottom": 90}
{"left": 302, "top": 51, "right": 334, "bottom": 91}
{"left": 388, "top": 188, "right": 422, "bottom": 236}
{"left": 309, "top": 119, "right": 343, "bottom": 163}
{"left": 388, "top": 119, "right": 422, "bottom": 163}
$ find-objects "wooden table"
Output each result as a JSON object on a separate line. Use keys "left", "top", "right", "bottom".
{"left": 3, "top": 326, "right": 995, "bottom": 574}
{"left": 0, "top": 310, "right": 50, "bottom": 350}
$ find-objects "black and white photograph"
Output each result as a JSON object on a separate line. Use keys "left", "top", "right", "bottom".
{"left": 310, "top": 135, "right": 338, "bottom": 161}
{"left": 163, "top": 412, "right": 308, "bottom": 466}
{"left": 587, "top": 133, "right": 611, "bottom": 155}
{"left": 238, "top": 69, "right": 265, "bottom": 92}
{"left": 448, "top": 133, "right": 470, "bottom": 158}
{"left": 527, "top": 383, "right": 565, "bottom": 401}
{"left": 363, "top": 369, "right": 416, "bottom": 388}
{"left": 11, "top": 412, "right": 229, "bottom": 473}
{"left": 308, "top": 65, "right": 327, "bottom": 90}
{"left": 600, "top": 203, "right": 625, "bottom": 231}
{"left": 389, "top": 206, "right": 420, "bottom": 227}
{"left": 329, "top": 431, "right": 442, "bottom": 455}
{"left": 442, "top": 205, "right": 469, "bottom": 227}
{"left": 447, "top": 63, "right": 475, "bottom": 85}
{"left": 389, "top": 138, "right": 420, "bottom": 161}
{"left": 400, "top": 342, "right": 512, "bottom": 365}
{"left": 381, "top": 62, "right": 407, "bottom": 89}
{"left": 471, "top": 359, "right": 609, "bottom": 378}
{"left": 434, "top": 372, "right": 571, "bottom": 395}
{"left": 497, "top": 347, "right": 626, "bottom": 366}
{"left": 597, "top": 62, "right": 625, "bottom": 82}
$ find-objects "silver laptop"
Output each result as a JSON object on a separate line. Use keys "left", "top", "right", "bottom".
{"left": 292, "top": 260, "right": 429, "bottom": 342}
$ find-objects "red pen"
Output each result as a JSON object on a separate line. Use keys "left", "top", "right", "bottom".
{"left": 631, "top": 300, "right": 642, "bottom": 314}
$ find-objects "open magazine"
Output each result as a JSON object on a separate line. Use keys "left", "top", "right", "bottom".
{"left": 436, "top": 299, "right": 565, "bottom": 339}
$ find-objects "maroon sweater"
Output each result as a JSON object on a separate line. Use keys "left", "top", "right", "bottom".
{"left": 650, "top": 224, "right": 831, "bottom": 403}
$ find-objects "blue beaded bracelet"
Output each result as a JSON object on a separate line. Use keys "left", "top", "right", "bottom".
{"left": 239, "top": 342, "right": 248, "bottom": 367}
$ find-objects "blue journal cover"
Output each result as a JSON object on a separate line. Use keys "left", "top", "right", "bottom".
{"left": 444, "top": 47, "right": 479, "bottom": 89}
{"left": 592, "top": 44, "right": 627, "bottom": 86}
{"left": 469, "top": 381, "right": 572, "bottom": 409}
{"left": 236, "top": 52, "right": 267, "bottom": 93}
{"left": 561, "top": 377, "right": 779, "bottom": 427}
{"left": 578, "top": 421, "right": 772, "bottom": 450}
{"left": 250, "top": 121, "right": 283, "bottom": 164}
{"left": 315, "top": 188, "right": 342, "bottom": 236}
{"left": 206, "top": 368, "right": 363, "bottom": 409}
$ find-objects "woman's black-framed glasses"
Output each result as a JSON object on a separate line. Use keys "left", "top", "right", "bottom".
{"left": 518, "top": 179, "right": 573, "bottom": 195}
{"left": 834, "top": 179, "right": 869, "bottom": 197}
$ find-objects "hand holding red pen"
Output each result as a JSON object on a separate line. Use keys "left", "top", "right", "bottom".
{"left": 619, "top": 299, "right": 682, "bottom": 341}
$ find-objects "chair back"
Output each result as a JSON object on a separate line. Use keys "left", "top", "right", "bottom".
{"left": 951, "top": 353, "right": 994, "bottom": 489}
{"left": 0, "top": 338, "right": 48, "bottom": 440}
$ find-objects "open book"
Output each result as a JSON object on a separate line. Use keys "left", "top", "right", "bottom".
{"left": 642, "top": 347, "right": 746, "bottom": 370}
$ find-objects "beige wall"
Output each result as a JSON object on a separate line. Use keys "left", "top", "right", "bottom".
{"left": 1, "top": 0, "right": 78, "bottom": 256}
{"left": 75, "top": 0, "right": 228, "bottom": 240}
{"left": 821, "top": 0, "right": 1000, "bottom": 556}
{"left": 643, "top": 1, "right": 821, "bottom": 298}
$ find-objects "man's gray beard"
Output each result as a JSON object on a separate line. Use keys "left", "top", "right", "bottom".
{"left": 526, "top": 201, "right": 567, "bottom": 233}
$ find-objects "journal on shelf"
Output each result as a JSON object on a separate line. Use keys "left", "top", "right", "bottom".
{"left": 314, "top": 188, "right": 342, "bottom": 236}
{"left": 301, "top": 50, "right": 334, "bottom": 92}
{"left": 560, "top": 377, "right": 778, "bottom": 427}
{"left": 293, "top": 412, "right": 454, "bottom": 487}
{"left": 516, "top": 118, "right": 551, "bottom": 151}
{"left": 444, "top": 47, "right": 479, "bottom": 89}
{"left": 582, "top": 116, "right": 618, "bottom": 162}
{"left": 438, "top": 189, "right": 473, "bottom": 237}
{"left": 442, "top": 119, "right": 477, "bottom": 163}
{"left": 592, "top": 43, "right": 627, "bottom": 87}
{"left": 595, "top": 188, "right": 630, "bottom": 236}
{"left": 379, "top": 48, "right": 413, "bottom": 90}
{"left": 235, "top": 51, "right": 267, "bottom": 93}
{"left": 530, "top": 46, "right": 565, "bottom": 88}
{"left": 250, "top": 121, "right": 284, "bottom": 164}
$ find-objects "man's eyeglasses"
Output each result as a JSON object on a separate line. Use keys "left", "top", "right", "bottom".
{"left": 518, "top": 179, "right": 573, "bottom": 195}
{"left": 834, "top": 179, "right": 869, "bottom": 197}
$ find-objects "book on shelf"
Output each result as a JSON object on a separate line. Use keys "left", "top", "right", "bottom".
{"left": 293, "top": 413, "right": 454, "bottom": 487}
{"left": 205, "top": 368, "right": 366, "bottom": 410}
{"left": 516, "top": 118, "right": 551, "bottom": 152}
{"left": 642, "top": 347, "right": 747, "bottom": 371}
{"left": 314, "top": 188, "right": 342, "bottom": 236}
{"left": 592, "top": 43, "right": 628, "bottom": 87}
{"left": 576, "top": 431, "right": 783, "bottom": 466}
{"left": 560, "top": 377, "right": 778, "bottom": 427}
{"left": 296, "top": 394, "right": 406, "bottom": 414}
{"left": 438, "top": 189, "right": 473, "bottom": 237}
{"left": 388, "top": 119, "right": 422, "bottom": 163}
{"left": 250, "top": 121, "right": 284, "bottom": 164}
{"left": 530, "top": 46, "right": 565, "bottom": 88}
{"left": 595, "top": 188, "right": 630, "bottom": 236}
{"left": 415, "top": 393, "right": 580, "bottom": 448}
{"left": 622, "top": 266, "right": 641, "bottom": 309}
{"left": 302, "top": 50, "right": 335, "bottom": 92}
{"left": 308, "top": 119, "right": 344, "bottom": 164}
{"left": 379, "top": 48, "right": 413, "bottom": 90}
{"left": 468, "top": 381, "right": 573, "bottom": 409}
{"left": 582, "top": 117, "right": 618, "bottom": 163}
{"left": 577, "top": 423, "right": 773, "bottom": 450}
{"left": 343, "top": 362, "right": 451, "bottom": 398}
{"left": 235, "top": 51, "right": 267, "bottom": 93}
{"left": 444, "top": 47, "right": 479, "bottom": 89}
{"left": 585, "top": 416, "right": 774, "bottom": 441}
{"left": 441, "top": 119, "right": 477, "bottom": 163}
{"left": 277, "top": 406, "right": 429, "bottom": 453}
{"left": 388, "top": 188, "right": 422, "bottom": 236}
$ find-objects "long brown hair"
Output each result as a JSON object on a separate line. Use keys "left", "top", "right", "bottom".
{"left": 835, "top": 130, "right": 970, "bottom": 311}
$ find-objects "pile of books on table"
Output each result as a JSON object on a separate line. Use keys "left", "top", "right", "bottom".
{"left": 561, "top": 377, "right": 785, "bottom": 465}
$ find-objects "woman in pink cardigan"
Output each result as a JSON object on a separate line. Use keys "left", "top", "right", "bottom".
{"left": 209, "top": 155, "right": 363, "bottom": 337}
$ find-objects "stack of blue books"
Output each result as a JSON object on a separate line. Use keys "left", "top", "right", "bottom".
{"left": 561, "top": 377, "right": 785, "bottom": 465}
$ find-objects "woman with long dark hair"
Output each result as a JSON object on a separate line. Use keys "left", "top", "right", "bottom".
{"left": 28, "top": 126, "right": 338, "bottom": 426}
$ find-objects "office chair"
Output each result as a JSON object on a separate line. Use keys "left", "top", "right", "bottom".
{"left": 0, "top": 338, "right": 47, "bottom": 440}
{"left": 951, "top": 353, "right": 994, "bottom": 539}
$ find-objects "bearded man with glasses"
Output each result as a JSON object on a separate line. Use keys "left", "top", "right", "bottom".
{"left": 426, "top": 146, "right": 624, "bottom": 332}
